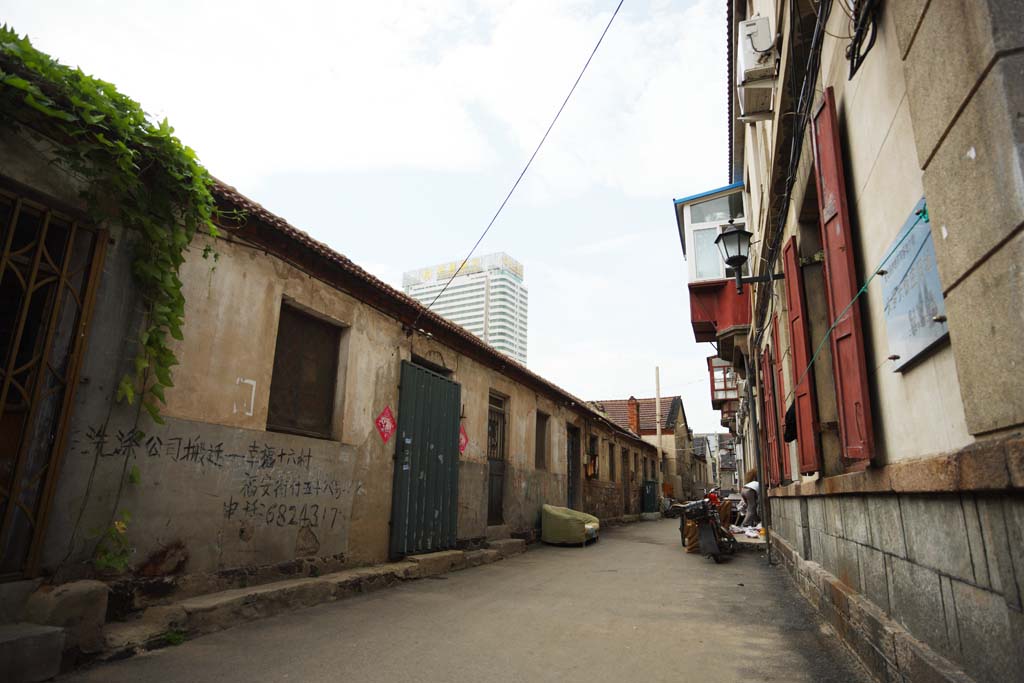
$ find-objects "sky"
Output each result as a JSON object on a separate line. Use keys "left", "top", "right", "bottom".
{"left": 6, "top": 0, "right": 730, "bottom": 433}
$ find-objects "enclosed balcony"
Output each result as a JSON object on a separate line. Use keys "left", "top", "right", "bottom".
{"left": 674, "top": 182, "right": 751, "bottom": 361}
{"left": 708, "top": 355, "right": 740, "bottom": 409}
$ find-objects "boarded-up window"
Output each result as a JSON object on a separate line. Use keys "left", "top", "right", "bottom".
{"left": 267, "top": 304, "right": 341, "bottom": 439}
{"left": 535, "top": 411, "right": 549, "bottom": 470}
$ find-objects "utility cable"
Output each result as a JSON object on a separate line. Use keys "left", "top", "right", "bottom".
{"left": 409, "top": 0, "right": 625, "bottom": 331}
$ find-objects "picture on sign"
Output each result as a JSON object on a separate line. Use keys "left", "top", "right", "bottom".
{"left": 375, "top": 406, "right": 396, "bottom": 443}
{"left": 881, "top": 198, "right": 949, "bottom": 371}
{"left": 458, "top": 424, "right": 468, "bottom": 454}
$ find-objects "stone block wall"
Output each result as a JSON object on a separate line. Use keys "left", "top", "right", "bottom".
{"left": 771, "top": 493, "right": 1024, "bottom": 682}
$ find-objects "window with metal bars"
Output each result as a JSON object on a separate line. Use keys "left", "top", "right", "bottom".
{"left": 0, "top": 184, "right": 103, "bottom": 576}
{"left": 487, "top": 394, "right": 506, "bottom": 461}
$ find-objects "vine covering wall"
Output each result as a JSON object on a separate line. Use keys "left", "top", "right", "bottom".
{"left": 0, "top": 25, "right": 217, "bottom": 423}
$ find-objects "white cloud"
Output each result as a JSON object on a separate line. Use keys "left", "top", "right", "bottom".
{"left": 4, "top": 0, "right": 731, "bottom": 431}
{"left": 6, "top": 0, "right": 726, "bottom": 197}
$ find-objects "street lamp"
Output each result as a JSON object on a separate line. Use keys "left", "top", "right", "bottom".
{"left": 714, "top": 219, "right": 784, "bottom": 294}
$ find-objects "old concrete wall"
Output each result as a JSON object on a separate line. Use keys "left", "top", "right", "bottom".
{"left": 771, "top": 491, "right": 1024, "bottom": 682}
{"left": 26, "top": 211, "right": 655, "bottom": 586}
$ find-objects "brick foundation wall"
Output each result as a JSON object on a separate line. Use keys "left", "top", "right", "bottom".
{"left": 583, "top": 480, "right": 624, "bottom": 522}
{"left": 769, "top": 491, "right": 1024, "bottom": 682}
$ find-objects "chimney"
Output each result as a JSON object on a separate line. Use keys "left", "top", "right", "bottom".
{"left": 627, "top": 396, "right": 640, "bottom": 434}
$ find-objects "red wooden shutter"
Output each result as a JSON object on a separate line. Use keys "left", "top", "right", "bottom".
{"left": 811, "top": 87, "right": 875, "bottom": 462}
{"left": 771, "top": 317, "right": 791, "bottom": 481}
{"left": 783, "top": 237, "right": 822, "bottom": 474}
{"left": 760, "top": 348, "right": 781, "bottom": 486}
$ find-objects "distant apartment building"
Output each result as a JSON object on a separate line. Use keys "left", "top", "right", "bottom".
{"left": 402, "top": 253, "right": 528, "bottom": 364}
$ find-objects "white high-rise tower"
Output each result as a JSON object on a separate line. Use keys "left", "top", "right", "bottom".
{"left": 402, "top": 253, "right": 528, "bottom": 365}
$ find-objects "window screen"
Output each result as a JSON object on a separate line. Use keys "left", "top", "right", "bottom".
{"left": 690, "top": 192, "right": 744, "bottom": 223}
{"left": 693, "top": 228, "right": 722, "bottom": 280}
{"left": 267, "top": 304, "right": 340, "bottom": 439}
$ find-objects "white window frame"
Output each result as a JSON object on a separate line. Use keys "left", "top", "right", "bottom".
{"left": 682, "top": 188, "right": 750, "bottom": 283}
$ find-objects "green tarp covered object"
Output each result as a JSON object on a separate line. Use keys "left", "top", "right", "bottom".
{"left": 541, "top": 504, "right": 600, "bottom": 545}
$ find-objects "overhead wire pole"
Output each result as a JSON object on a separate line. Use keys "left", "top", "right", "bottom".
{"left": 408, "top": 0, "right": 626, "bottom": 332}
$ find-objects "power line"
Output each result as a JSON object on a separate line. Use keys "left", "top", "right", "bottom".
{"left": 409, "top": 0, "right": 626, "bottom": 331}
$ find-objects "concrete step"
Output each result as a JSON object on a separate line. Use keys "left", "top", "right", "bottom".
{"left": 486, "top": 538, "right": 526, "bottom": 557}
{"left": 0, "top": 622, "right": 64, "bottom": 683}
{"left": 485, "top": 524, "right": 510, "bottom": 541}
{"left": 406, "top": 550, "right": 466, "bottom": 577}
{"left": 103, "top": 550, "right": 509, "bottom": 657}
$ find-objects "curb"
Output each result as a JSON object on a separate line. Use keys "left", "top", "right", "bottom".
{"left": 101, "top": 540, "right": 527, "bottom": 659}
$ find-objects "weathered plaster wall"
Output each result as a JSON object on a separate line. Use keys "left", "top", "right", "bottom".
{"left": 30, "top": 221, "right": 654, "bottom": 584}
{"left": 746, "top": 1, "right": 972, "bottom": 468}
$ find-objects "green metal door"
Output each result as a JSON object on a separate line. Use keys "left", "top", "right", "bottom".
{"left": 389, "top": 361, "right": 461, "bottom": 558}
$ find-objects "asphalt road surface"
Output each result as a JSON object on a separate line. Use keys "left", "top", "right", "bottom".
{"left": 63, "top": 518, "right": 870, "bottom": 683}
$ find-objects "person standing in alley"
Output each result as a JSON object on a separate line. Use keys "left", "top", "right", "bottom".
{"left": 740, "top": 468, "right": 760, "bottom": 527}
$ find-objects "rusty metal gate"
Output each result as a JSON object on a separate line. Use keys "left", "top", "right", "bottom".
{"left": 0, "top": 184, "right": 105, "bottom": 578}
{"left": 486, "top": 394, "right": 506, "bottom": 526}
{"left": 389, "top": 360, "right": 461, "bottom": 558}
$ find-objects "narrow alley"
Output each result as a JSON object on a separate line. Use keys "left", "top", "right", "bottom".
{"left": 61, "top": 520, "right": 868, "bottom": 683}
{"left": 3, "top": 2, "right": 1023, "bottom": 682}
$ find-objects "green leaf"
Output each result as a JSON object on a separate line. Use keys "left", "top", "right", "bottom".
{"left": 1, "top": 74, "right": 44, "bottom": 97}
{"left": 150, "top": 383, "right": 166, "bottom": 405}
{"left": 24, "top": 93, "right": 77, "bottom": 122}
{"left": 143, "top": 400, "right": 165, "bottom": 425}
{"left": 128, "top": 465, "right": 141, "bottom": 485}
{"left": 154, "top": 365, "right": 174, "bottom": 387}
{"left": 116, "top": 375, "right": 135, "bottom": 404}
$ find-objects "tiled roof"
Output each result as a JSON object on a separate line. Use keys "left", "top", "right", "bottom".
{"left": 209, "top": 180, "right": 652, "bottom": 450}
{"left": 591, "top": 397, "right": 682, "bottom": 432}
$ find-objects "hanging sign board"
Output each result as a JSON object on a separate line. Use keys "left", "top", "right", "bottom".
{"left": 881, "top": 198, "right": 949, "bottom": 371}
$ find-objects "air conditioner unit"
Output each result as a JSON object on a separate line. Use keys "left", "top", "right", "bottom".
{"left": 737, "top": 16, "right": 777, "bottom": 119}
